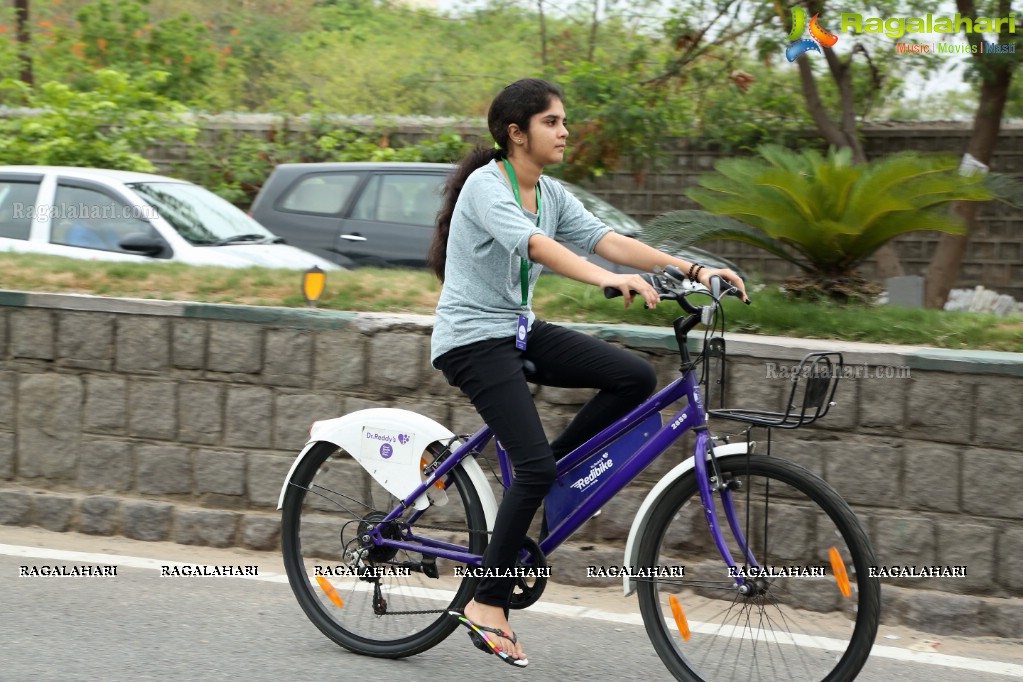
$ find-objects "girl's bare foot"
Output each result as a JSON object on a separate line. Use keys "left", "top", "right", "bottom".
{"left": 463, "top": 599, "right": 527, "bottom": 661}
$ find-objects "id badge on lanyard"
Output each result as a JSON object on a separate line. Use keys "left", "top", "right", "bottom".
{"left": 503, "top": 159, "right": 541, "bottom": 351}
{"left": 515, "top": 266, "right": 529, "bottom": 351}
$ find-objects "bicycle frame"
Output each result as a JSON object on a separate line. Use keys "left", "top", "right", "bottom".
{"left": 365, "top": 358, "right": 759, "bottom": 585}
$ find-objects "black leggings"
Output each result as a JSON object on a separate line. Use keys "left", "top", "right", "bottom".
{"left": 434, "top": 320, "right": 657, "bottom": 609}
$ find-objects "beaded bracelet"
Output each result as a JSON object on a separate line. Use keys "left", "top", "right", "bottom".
{"left": 693, "top": 265, "right": 705, "bottom": 284}
{"left": 687, "top": 262, "right": 701, "bottom": 283}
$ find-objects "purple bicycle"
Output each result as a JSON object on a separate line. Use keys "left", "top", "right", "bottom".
{"left": 278, "top": 269, "right": 881, "bottom": 681}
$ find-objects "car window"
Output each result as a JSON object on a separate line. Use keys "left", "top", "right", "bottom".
{"left": 352, "top": 174, "right": 444, "bottom": 226}
{"left": 50, "top": 184, "right": 157, "bottom": 252}
{"left": 130, "top": 181, "right": 272, "bottom": 244}
{"left": 350, "top": 175, "right": 382, "bottom": 221}
{"left": 0, "top": 180, "right": 41, "bottom": 240}
{"left": 279, "top": 173, "right": 360, "bottom": 215}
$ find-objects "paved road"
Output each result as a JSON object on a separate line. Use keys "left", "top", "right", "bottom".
{"left": 2, "top": 528, "right": 1021, "bottom": 681}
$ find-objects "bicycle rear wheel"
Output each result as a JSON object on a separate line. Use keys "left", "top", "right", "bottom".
{"left": 281, "top": 441, "right": 487, "bottom": 658}
{"left": 637, "top": 454, "right": 880, "bottom": 682}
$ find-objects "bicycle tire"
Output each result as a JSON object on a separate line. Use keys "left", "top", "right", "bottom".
{"left": 281, "top": 441, "right": 488, "bottom": 658}
{"left": 636, "top": 455, "right": 880, "bottom": 682}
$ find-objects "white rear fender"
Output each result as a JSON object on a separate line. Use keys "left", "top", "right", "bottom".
{"left": 276, "top": 408, "right": 497, "bottom": 531}
{"left": 622, "top": 442, "right": 752, "bottom": 596}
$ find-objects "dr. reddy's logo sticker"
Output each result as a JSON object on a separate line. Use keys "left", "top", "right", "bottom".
{"left": 786, "top": 8, "right": 839, "bottom": 62}
{"left": 362, "top": 427, "right": 413, "bottom": 464}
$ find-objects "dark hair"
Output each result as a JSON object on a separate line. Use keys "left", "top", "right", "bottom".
{"left": 428, "top": 78, "right": 565, "bottom": 281}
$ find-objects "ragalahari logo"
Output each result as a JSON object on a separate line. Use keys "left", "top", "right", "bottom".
{"left": 786, "top": 8, "right": 839, "bottom": 61}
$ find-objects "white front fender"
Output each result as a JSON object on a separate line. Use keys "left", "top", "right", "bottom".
{"left": 276, "top": 408, "right": 497, "bottom": 532}
{"left": 622, "top": 442, "right": 752, "bottom": 596}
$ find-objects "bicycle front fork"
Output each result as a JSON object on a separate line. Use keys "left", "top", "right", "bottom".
{"left": 695, "top": 430, "right": 760, "bottom": 592}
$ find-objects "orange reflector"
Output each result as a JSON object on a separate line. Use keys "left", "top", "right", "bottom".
{"left": 420, "top": 456, "right": 447, "bottom": 489}
{"left": 316, "top": 575, "right": 344, "bottom": 608}
{"left": 668, "top": 594, "right": 691, "bottom": 641}
{"left": 829, "top": 546, "right": 852, "bottom": 598}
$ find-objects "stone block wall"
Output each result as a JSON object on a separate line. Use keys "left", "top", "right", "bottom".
{"left": 1, "top": 291, "right": 1021, "bottom": 636}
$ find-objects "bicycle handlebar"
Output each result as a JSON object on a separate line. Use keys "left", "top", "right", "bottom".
{"left": 602, "top": 269, "right": 748, "bottom": 314}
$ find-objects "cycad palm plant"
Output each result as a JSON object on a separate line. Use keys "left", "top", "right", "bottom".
{"left": 642, "top": 145, "right": 1017, "bottom": 300}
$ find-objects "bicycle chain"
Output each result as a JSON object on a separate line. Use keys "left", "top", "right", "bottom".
{"left": 359, "top": 521, "right": 488, "bottom": 617}
{"left": 375, "top": 607, "right": 447, "bottom": 616}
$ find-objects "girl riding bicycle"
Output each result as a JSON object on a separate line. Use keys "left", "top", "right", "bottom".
{"left": 428, "top": 77, "right": 747, "bottom": 668}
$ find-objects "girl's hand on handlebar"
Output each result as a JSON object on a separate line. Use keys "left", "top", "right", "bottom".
{"left": 602, "top": 273, "right": 661, "bottom": 309}
{"left": 698, "top": 268, "right": 749, "bottom": 304}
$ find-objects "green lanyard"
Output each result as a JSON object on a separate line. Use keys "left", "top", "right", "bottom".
{"left": 502, "top": 159, "right": 541, "bottom": 308}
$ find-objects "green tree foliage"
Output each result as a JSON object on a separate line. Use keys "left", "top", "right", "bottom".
{"left": 28, "top": 1, "right": 819, "bottom": 170}
{"left": 0, "top": 6, "right": 18, "bottom": 80}
{"left": 641, "top": 145, "right": 1015, "bottom": 300}
{"left": 263, "top": 0, "right": 540, "bottom": 115}
{"left": 3, "top": 0, "right": 222, "bottom": 105}
{"left": 1008, "top": 76, "right": 1023, "bottom": 118}
{"left": 5, "top": 0, "right": 829, "bottom": 182}
{"left": 682, "top": 61, "right": 815, "bottom": 153}
{"left": 0, "top": 68, "right": 197, "bottom": 171}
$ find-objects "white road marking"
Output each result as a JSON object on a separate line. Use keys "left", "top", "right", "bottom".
{"left": 3, "top": 543, "right": 1021, "bottom": 677}
{"left": 1, "top": 543, "right": 289, "bottom": 582}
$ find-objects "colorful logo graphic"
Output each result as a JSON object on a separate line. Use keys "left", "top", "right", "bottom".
{"left": 380, "top": 443, "right": 393, "bottom": 459}
{"left": 786, "top": 8, "right": 839, "bottom": 61}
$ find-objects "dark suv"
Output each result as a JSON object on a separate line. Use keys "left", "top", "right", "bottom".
{"left": 250, "top": 162, "right": 741, "bottom": 274}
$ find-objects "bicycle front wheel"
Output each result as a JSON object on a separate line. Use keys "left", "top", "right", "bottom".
{"left": 281, "top": 441, "right": 488, "bottom": 658}
{"left": 637, "top": 454, "right": 880, "bottom": 682}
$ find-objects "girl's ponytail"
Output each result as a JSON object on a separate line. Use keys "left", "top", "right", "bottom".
{"left": 428, "top": 146, "right": 504, "bottom": 281}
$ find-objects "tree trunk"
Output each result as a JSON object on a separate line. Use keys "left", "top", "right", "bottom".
{"left": 15, "top": 0, "right": 33, "bottom": 86}
{"left": 923, "top": 0, "right": 1016, "bottom": 309}
{"left": 537, "top": 0, "right": 548, "bottom": 66}
{"left": 587, "top": 0, "right": 599, "bottom": 62}
{"left": 923, "top": 72, "right": 1012, "bottom": 308}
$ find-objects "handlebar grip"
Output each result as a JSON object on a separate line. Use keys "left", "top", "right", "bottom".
{"left": 604, "top": 287, "right": 628, "bottom": 299}
{"left": 604, "top": 273, "right": 658, "bottom": 300}
{"left": 709, "top": 274, "right": 751, "bottom": 304}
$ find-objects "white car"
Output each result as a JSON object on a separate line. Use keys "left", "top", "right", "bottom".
{"left": 0, "top": 166, "right": 340, "bottom": 270}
